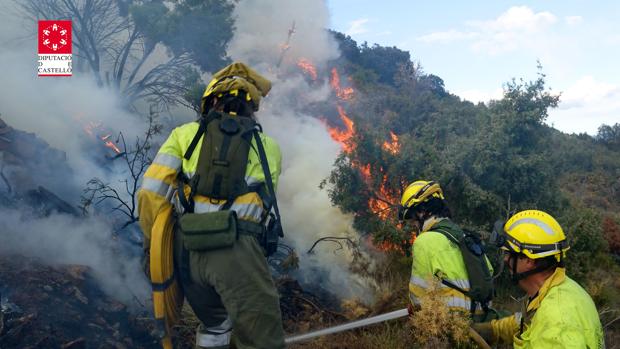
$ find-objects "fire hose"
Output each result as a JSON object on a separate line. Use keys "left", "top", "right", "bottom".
{"left": 150, "top": 206, "right": 184, "bottom": 349}
{"left": 284, "top": 308, "right": 491, "bottom": 349}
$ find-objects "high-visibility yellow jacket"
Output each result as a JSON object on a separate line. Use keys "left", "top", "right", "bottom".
{"left": 491, "top": 268, "right": 605, "bottom": 348}
{"left": 409, "top": 218, "right": 493, "bottom": 312}
{"left": 138, "top": 120, "right": 281, "bottom": 244}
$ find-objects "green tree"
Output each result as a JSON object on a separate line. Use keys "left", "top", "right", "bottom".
{"left": 149, "top": 0, "right": 234, "bottom": 73}
{"left": 596, "top": 123, "right": 620, "bottom": 151}
{"left": 358, "top": 43, "right": 414, "bottom": 86}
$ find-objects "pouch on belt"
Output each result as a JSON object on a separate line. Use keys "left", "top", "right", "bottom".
{"left": 179, "top": 210, "right": 238, "bottom": 251}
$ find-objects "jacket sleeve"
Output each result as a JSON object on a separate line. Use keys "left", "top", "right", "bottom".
{"left": 491, "top": 313, "right": 519, "bottom": 344}
{"left": 138, "top": 128, "right": 183, "bottom": 247}
{"left": 409, "top": 235, "right": 434, "bottom": 305}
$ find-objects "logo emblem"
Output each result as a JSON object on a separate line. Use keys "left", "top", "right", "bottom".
{"left": 38, "top": 20, "right": 72, "bottom": 77}
{"left": 41, "top": 23, "right": 70, "bottom": 52}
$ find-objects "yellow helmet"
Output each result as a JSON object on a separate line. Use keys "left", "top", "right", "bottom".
{"left": 503, "top": 210, "right": 570, "bottom": 262}
{"left": 201, "top": 62, "right": 272, "bottom": 114}
{"left": 398, "top": 180, "right": 444, "bottom": 220}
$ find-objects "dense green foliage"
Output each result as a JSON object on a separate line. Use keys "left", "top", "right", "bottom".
{"left": 323, "top": 33, "right": 620, "bottom": 284}
{"left": 129, "top": 0, "right": 233, "bottom": 110}
{"left": 132, "top": 0, "right": 234, "bottom": 73}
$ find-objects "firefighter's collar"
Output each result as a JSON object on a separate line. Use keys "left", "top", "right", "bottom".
{"left": 526, "top": 267, "right": 566, "bottom": 312}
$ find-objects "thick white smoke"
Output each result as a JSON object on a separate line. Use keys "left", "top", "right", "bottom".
{"left": 0, "top": 3, "right": 152, "bottom": 306}
{"left": 228, "top": 0, "right": 338, "bottom": 69}
{"left": 228, "top": 0, "right": 374, "bottom": 299}
{"left": 0, "top": 6, "right": 148, "bottom": 201}
{"left": 0, "top": 208, "right": 150, "bottom": 305}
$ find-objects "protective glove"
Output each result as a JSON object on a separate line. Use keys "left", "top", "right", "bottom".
{"left": 471, "top": 321, "right": 496, "bottom": 345}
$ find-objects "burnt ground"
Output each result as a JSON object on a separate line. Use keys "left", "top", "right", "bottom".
{"left": 277, "top": 277, "right": 346, "bottom": 335}
{"left": 0, "top": 254, "right": 159, "bottom": 349}
{"left": 0, "top": 253, "right": 347, "bottom": 349}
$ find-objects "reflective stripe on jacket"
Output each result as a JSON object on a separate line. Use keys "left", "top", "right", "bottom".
{"left": 138, "top": 121, "right": 281, "bottom": 243}
{"left": 491, "top": 268, "right": 605, "bottom": 348}
{"left": 409, "top": 218, "right": 492, "bottom": 312}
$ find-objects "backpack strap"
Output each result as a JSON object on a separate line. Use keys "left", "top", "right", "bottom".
{"left": 183, "top": 112, "right": 218, "bottom": 161}
{"left": 429, "top": 226, "right": 474, "bottom": 299}
{"left": 251, "top": 130, "right": 283, "bottom": 238}
{"left": 433, "top": 226, "right": 459, "bottom": 244}
{"left": 438, "top": 277, "right": 477, "bottom": 314}
{"left": 432, "top": 226, "right": 479, "bottom": 314}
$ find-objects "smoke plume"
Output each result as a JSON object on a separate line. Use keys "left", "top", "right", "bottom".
{"left": 229, "top": 0, "right": 374, "bottom": 299}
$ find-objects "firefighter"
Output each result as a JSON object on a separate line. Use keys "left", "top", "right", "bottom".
{"left": 399, "top": 180, "right": 494, "bottom": 317}
{"left": 473, "top": 210, "right": 605, "bottom": 348}
{"left": 138, "top": 62, "right": 285, "bottom": 349}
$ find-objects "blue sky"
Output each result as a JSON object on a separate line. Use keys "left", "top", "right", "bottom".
{"left": 327, "top": 1, "right": 620, "bottom": 134}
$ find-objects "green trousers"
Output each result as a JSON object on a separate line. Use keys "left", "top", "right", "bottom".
{"left": 175, "top": 230, "right": 285, "bottom": 349}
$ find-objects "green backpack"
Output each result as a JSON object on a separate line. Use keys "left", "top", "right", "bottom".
{"left": 177, "top": 109, "right": 283, "bottom": 256}
{"left": 196, "top": 110, "right": 255, "bottom": 200}
{"left": 433, "top": 221, "right": 494, "bottom": 315}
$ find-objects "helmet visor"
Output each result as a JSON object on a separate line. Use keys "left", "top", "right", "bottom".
{"left": 502, "top": 234, "right": 569, "bottom": 259}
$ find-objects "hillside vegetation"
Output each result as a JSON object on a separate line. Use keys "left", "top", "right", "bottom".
{"left": 308, "top": 31, "right": 620, "bottom": 348}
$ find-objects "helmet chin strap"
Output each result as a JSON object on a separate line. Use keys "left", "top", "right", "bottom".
{"left": 416, "top": 211, "right": 437, "bottom": 233}
{"left": 508, "top": 253, "right": 562, "bottom": 283}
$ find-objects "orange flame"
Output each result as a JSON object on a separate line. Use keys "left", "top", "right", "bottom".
{"left": 297, "top": 58, "right": 318, "bottom": 81}
{"left": 318, "top": 70, "right": 409, "bottom": 253}
{"left": 325, "top": 105, "right": 355, "bottom": 153}
{"left": 360, "top": 165, "right": 413, "bottom": 253}
{"left": 358, "top": 163, "right": 371, "bottom": 181}
{"left": 366, "top": 234, "right": 416, "bottom": 253}
{"left": 382, "top": 132, "right": 400, "bottom": 154}
{"left": 330, "top": 68, "right": 354, "bottom": 100}
{"left": 101, "top": 134, "right": 122, "bottom": 154}
{"left": 75, "top": 115, "right": 121, "bottom": 155}
{"left": 368, "top": 173, "right": 398, "bottom": 221}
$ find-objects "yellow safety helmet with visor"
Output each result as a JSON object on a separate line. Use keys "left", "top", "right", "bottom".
{"left": 398, "top": 180, "right": 444, "bottom": 221}
{"left": 201, "top": 62, "right": 272, "bottom": 114}
{"left": 502, "top": 210, "right": 570, "bottom": 262}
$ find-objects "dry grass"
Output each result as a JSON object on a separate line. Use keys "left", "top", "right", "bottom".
{"left": 171, "top": 304, "right": 200, "bottom": 349}
{"left": 407, "top": 279, "right": 471, "bottom": 347}
{"left": 288, "top": 253, "right": 477, "bottom": 349}
{"left": 169, "top": 250, "right": 620, "bottom": 348}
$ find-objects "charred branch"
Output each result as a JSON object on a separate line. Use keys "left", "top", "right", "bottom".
{"left": 307, "top": 236, "right": 357, "bottom": 254}
{"left": 123, "top": 54, "right": 197, "bottom": 110}
{"left": 81, "top": 113, "right": 160, "bottom": 229}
